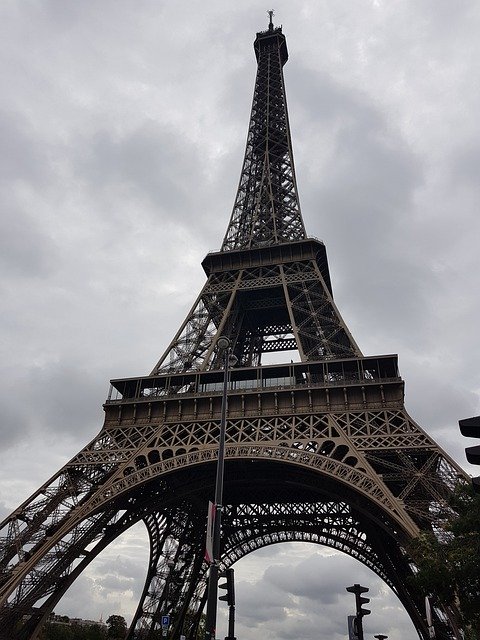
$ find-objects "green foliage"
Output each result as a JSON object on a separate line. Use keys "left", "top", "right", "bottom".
{"left": 40, "top": 621, "right": 107, "bottom": 640}
{"left": 408, "top": 484, "right": 480, "bottom": 635}
{"left": 106, "top": 614, "right": 128, "bottom": 639}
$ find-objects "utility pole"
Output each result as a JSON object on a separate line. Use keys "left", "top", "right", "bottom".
{"left": 204, "top": 337, "right": 233, "bottom": 640}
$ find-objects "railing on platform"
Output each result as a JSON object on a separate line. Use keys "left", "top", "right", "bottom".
{"left": 106, "top": 355, "right": 401, "bottom": 403}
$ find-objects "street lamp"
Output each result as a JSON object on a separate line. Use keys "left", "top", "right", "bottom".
{"left": 374, "top": 635, "right": 388, "bottom": 640}
{"left": 204, "top": 336, "right": 233, "bottom": 640}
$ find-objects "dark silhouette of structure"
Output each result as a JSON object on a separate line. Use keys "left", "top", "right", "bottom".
{"left": 0, "top": 18, "right": 467, "bottom": 640}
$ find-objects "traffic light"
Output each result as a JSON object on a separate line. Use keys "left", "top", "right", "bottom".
{"left": 346, "top": 584, "right": 370, "bottom": 617}
{"left": 459, "top": 415, "right": 480, "bottom": 493}
{"left": 356, "top": 589, "right": 371, "bottom": 618}
{"left": 218, "top": 568, "right": 235, "bottom": 607}
{"left": 346, "top": 584, "right": 370, "bottom": 640}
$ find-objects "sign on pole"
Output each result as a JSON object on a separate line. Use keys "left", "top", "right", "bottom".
{"left": 161, "top": 615, "right": 170, "bottom": 629}
{"left": 348, "top": 615, "right": 359, "bottom": 640}
{"left": 205, "top": 501, "right": 215, "bottom": 563}
{"left": 425, "top": 596, "right": 435, "bottom": 639}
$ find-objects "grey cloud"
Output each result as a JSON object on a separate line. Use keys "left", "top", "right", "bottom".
{"left": 233, "top": 548, "right": 412, "bottom": 640}
{"left": 95, "top": 573, "right": 135, "bottom": 593}
{"left": 263, "top": 552, "right": 379, "bottom": 604}
{"left": 0, "top": 364, "right": 105, "bottom": 453}
{"left": 75, "top": 123, "right": 202, "bottom": 214}
{"left": 0, "top": 110, "right": 51, "bottom": 185}
{"left": 236, "top": 578, "right": 291, "bottom": 626}
{"left": 1, "top": 3, "right": 480, "bottom": 639}
{"left": 289, "top": 68, "right": 434, "bottom": 354}
{"left": 0, "top": 502, "right": 11, "bottom": 523}
{"left": 450, "top": 143, "right": 480, "bottom": 191}
{"left": 26, "top": 364, "right": 106, "bottom": 438}
{"left": 0, "top": 201, "right": 59, "bottom": 277}
{"left": 0, "top": 394, "right": 30, "bottom": 449}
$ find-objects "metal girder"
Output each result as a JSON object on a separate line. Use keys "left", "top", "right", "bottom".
{"left": 0, "top": 400, "right": 467, "bottom": 639}
{"left": 222, "top": 27, "right": 306, "bottom": 251}
{"left": 151, "top": 254, "right": 361, "bottom": 372}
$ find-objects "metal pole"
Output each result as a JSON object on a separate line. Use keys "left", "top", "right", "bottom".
{"left": 227, "top": 601, "right": 235, "bottom": 640}
{"left": 204, "top": 337, "right": 230, "bottom": 640}
{"left": 346, "top": 583, "right": 370, "bottom": 640}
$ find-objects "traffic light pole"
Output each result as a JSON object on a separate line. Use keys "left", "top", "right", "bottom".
{"left": 227, "top": 601, "right": 235, "bottom": 640}
{"left": 204, "top": 337, "right": 231, "bottom": 640}
{"left": 219, "top": 568, "right": 236, "bottom": 640}
{"left": 346, "top": 584, "right": 370, "bottom": 640}
{"left": 355, "top": 610, "right": 365, "bottom": 640}
{"left": 218, "top": 567, "right": 237, "bottom": 640}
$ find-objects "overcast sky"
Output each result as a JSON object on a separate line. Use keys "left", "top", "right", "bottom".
{"left": 1, "top": 1, "right": 480, "bottom": 639}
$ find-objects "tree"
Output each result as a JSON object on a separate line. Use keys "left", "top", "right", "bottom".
{"left": 408, "top": 484, "right": 480, "bottom": 638}
{"left": 40, "top": 620, "right": 107, "bottom": 640}
{"left": 106, "top": 614, "right": 127, "bottom": 639}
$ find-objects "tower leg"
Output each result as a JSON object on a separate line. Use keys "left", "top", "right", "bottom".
{"left": 128, "top": 505, "right": 208, "bottom": 640}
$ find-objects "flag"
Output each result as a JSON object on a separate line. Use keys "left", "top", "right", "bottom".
{"left": 205, "top": 501, "right": 215, "bottom": 564}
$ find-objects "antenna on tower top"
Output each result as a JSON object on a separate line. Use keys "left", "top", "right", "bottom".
{"left": 268, "top": 9, "right": 274, "bottom": 30}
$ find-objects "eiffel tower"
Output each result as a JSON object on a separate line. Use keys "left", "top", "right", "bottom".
{"left": 0, "top": 17, "right": 468, "bottom": 640}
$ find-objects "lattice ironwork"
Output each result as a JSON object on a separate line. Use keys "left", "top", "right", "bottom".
{"left": 0, "top": 19, "right": 469, "bottom": 640}
{"left": 221, "top": 25, "right": 306, "bottom": 251}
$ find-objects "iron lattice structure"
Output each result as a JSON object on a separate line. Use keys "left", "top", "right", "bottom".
{"left": 0, "top": 21, "right": 467, "bottom": 640}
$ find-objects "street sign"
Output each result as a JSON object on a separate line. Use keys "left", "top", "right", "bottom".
{"left": 161, "top": 615, "right": 170, "bottom": 628}
{"left": 348, "top": 615, "right": 359, "bottom": 640}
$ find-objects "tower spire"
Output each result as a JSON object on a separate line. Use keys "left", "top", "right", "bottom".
{"left": 268, "top": 9, "right": 274, "bottom": 30}
{"left": 221, "top": 21, "right": 306, "bottom": 251}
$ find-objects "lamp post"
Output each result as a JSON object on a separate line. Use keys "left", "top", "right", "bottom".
{"left": 204, "top": 336, "right": 232, "bottom": 640}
